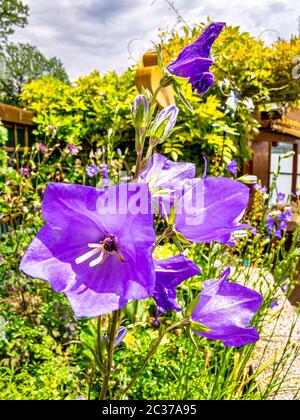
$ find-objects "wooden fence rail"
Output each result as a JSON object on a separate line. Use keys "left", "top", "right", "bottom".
{"left": 1, "top": 104, "right": 35, "bottom": 233}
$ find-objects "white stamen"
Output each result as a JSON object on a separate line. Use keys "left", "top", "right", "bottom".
{"left": 89, "top": 251, "right": 106, "bottom": 267}
{"left": 75, "top": 248, "right": 99, "bottom": 265}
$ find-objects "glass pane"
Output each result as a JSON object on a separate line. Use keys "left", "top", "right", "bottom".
{"left": 270, "top": 143, "right": 293, "bottom": 202}
{"left": 270, "top": 143, "right": 293, "bottom": 173}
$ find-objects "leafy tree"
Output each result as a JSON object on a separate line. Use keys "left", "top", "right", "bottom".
{"left": 0, "top": 42, "right": 69, "bottom": 105}
{"left": 0, "top": 0, "right": 29, "bottom": 42}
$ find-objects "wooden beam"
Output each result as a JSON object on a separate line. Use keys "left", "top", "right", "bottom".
{"left": 0, "top": 103, "right": 34, "bottom": 126}
{"left": 253, "top": 130, "right": 300, "bottom": 144}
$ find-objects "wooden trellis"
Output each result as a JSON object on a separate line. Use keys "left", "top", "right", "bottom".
{"left": 0, "top": 103, "right": 35, "bottom": 170}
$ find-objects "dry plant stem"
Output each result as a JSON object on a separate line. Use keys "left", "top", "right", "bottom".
{"left": 116, "top": 319, "right": 189, "bottom": 400}
{"left": 98, "top": 310, "right": 120, "bottom": 400}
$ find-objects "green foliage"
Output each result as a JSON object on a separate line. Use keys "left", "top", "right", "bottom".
{"left": 21, "top": 70, "right": 136, "bottom": 155}
{"left": 19, "top": 23, "right": 300, "bottom": 172}
{"left": 0, "top": 0, "right": 29, "bottom": 42}
{"left": 0, "top": 43, "right": 69, "bottom": 105}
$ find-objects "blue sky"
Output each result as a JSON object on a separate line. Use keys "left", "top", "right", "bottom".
{"left": 12, "top": 0, "right": 300, "bottom": 81}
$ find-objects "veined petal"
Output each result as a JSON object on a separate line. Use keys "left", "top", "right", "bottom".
{"left": 20, "top": 182, "right": 156, "bottom": 317}
{"left": 192, "top": 268, "right": 262, "bottom": 347}
{"left": 141, "top": 154, "right": 196, "bottom": 189}
{"left": 175, "top": 177, "right": 250, "bottom": 244}
{"left": 153, "top": 255, "right": 201, "bottom": 316}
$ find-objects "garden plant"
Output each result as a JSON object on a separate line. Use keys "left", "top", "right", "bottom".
{"left": 0, "top": 20, "right": 300, "bottom": 401}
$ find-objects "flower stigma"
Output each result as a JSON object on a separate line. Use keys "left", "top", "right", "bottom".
{"left": 75, "top": 236, "right": 126, "bottom": 267}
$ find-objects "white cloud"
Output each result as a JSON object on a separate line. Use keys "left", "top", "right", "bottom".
{"left": 11, "top": 0, "right": 300, "bottom": 81}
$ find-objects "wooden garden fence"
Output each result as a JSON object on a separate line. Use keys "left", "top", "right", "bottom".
{"left": 0, "top": 103, "right": 35, "bottom": 234}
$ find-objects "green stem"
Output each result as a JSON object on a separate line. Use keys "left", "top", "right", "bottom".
{"left": 116, "top": 319, "right": 188, "bottom": 400}
{"left": 88, "top": 358, "right": 95, "bottom": 401}
{"left": 98, "top": 310, "right": 120, "bottom": 400}
{"left": 97, "top": 316, "right": 103, "bottom": 364}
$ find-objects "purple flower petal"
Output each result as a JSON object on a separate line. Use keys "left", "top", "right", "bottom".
{"left": 192, "top": 268, "right": 262, "bottom": 347}
{"left": 20, "top": 183, "right": 156, "bottom": 318}
{"left": 175, "top": 177, "right": 250, "bottom": 244}
{"left": 167, "top": 23, "right": 225, "bottom": 94}
{"left": 140, "top": 154, "right": 195, "bottom": 214}
{"left": 141, "top": 154, "right": 196, "bottom": 189}
{"left": 153, "top": 255, "right": 201, "bottom": 316}
{"left": 226, "top": 159, "right": 238, "bottom": 176}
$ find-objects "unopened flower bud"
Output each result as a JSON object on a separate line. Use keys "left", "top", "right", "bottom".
{"left": 281, "top": 151, "right": 295, "bottom": 159}
{"left": 150, "top": 105, "right": 179, "bottom": 143}
{"left": 133, "top": 94, "right": 149, "bottom": 127}
{"left": 237, "top": 175, "right": 258, "bottom": 185}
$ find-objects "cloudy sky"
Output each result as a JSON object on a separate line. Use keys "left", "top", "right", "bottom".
{"left": 11, "top": 0, "right": 300, "bottom": 81}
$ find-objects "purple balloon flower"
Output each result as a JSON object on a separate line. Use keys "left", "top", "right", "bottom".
{"left": 153, "top": 254, "right": 201, "bottom": 317}
{"left": 226, "top": 159, "right": 238, "bottom": 176}
{"left": 101, "top": 164, "right": 109, "bottom": 179}
{"left": 38, "top": 143, "right": 46, "bottom": 153}
{"left": 86, "top": 164, "right": 100, "bottom": 178}
{"left": 278, "top": 210, "right": 292, "bottom": 223}
{"left": 20, "top": 166, "right": 30, "bottom": 177}
{"left": 277, "top": 192, "right": 285, "bottom": 202}
{"left": 191, "top": 268, "right": 262, "bottom": 347}
{"left": 270, "top": 300, "right": 279, "bottom": 309}
{"left": 174, "top": 177, "right": 250, "bottom": 244}
{"left": 167, "top": 22, "right": 225, "bottom": 94}
{"left": 265, "top": 215, "right": 275, "bottom": 235}
{"left": 19, "top": 183, "right": 156, "bottom": 318}
{"left": 68, "top": 144, "right": 80, "bottom": 155}
{"left": 140, "top": 154, "right": 195, "bottom": 214}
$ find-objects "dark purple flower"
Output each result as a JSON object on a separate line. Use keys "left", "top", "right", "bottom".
{"left": 281, "top": 278, "right": 291, "bottom": 292}
{"left": 153, "top": 255, "right": 201, "bottom": 317}
{"left": 86, "top": 164, "right": 100, "bottom": 178}
{"left": 19, "top": 183, "right": 156, "bottom": 318}
{"left": 275, "top": 229, "right": 282, "bottom": 239}
{"left": 167, "top": 22, "right": 225, "bottom": 94}
{"left": 265, "top": 215, "right": 275, "bottom": 235}
{"left": 38, "top": 143, "right": 46, "bottom": 153}
{"left": 277, "top": 192, "right": 285, "bottom": 202}
{"left": 226, "top": 159, "right": 238, "bottom": 176}
{"left": 278, "top": 210, "right": 292, "bottom": 223}
{"left": 20, "top": 166, "right": 30, "bottom": 177}
{"left": 191, "top": 268, "right": 262, "bottom": 347}
{"left": 270, "top": 300, "right": 279, "bottom": 309}
{"left": 251, "top": 227, "right": 257, "bottom": 235}
{"left": 102, "top": 164, "right": 109, "bottom": 180}
{"left": 48, "top": 125, "right": 57, "bottom": 136}
{"left": 254, "top": 184, "right": 267, "bottom": 194}
{"left": 174, "top": 177, "right": 250, "bottom": 244}
{"left": 278, "top": 220, "right": 288, "bottom": 231}
{"left": 68, "top": 144, "right": 80, "bottom": 155}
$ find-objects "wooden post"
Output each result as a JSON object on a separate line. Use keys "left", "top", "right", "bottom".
{"left": 292, "top": 143, "right": 298, "bottom": 193}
